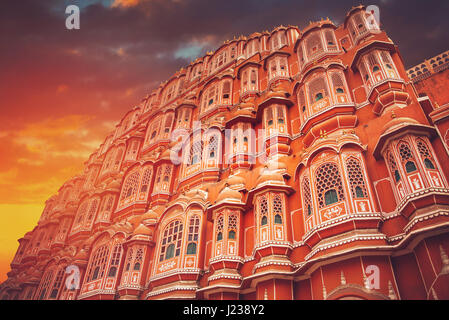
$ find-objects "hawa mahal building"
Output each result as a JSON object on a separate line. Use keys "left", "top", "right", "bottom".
{"left": 1, "top": 5, "right": 449, "bottom": 300}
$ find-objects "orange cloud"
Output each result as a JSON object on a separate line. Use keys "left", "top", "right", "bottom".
{"left": 111, "top": 0, "right": 141, "bottom": 8}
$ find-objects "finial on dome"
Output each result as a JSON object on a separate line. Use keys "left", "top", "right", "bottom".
{"left": 340, "top": 271, "right": 346, "bottom": 285}
{"left": 388, "top": 281, "right": 397, "bottom": 300}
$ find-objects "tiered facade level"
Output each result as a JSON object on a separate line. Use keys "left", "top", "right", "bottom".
{"left": 2, "top": 5, "right": 449, "bottom": 300}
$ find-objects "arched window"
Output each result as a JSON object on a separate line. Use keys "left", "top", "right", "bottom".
{"left": 165, "top": 244, "right": 175, "bottom": 259}
{"left": 346, "top": 157, "right": 369, "bottom": 199}
{"left": 405, "top": 161, "right": 417, "bottom": 173}
{"left": 186, "top": 243, "right": 197, "bottom": 254}
{"left": 316, "top": 162, "right": 345, "bottom": 208}
{"left": 324, "top": 189, "right": 338, "bottom": 206}
{"left": 87, "top": 245, "right": 109, "bottom": 282}
{"left": 186, "top": 215, "right": 200, "bottom": 255}
{"left": 274, "top": 214, "right": 282, "bottom": 224}
{"left": 159, "top": 220, "right": 183, "bottom": 262}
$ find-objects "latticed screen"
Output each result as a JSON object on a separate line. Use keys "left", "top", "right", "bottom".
{"left": 273, "top": 194, "right": 283, "bottom": 224}
{"left": 189, "top": 141, "right": 203, "bottom": 165}
{"left": 298, "top": 88, "right": 306, "bottom": 113}
{"left": 416, "top": 138, "right": 436, "bottom": 169}
{"left": 216, "top": 214, "right": 224, "bottom": 241}
{"left": 302, "top": 176, "right": 313, "bottom": 216}
{"left": 308, "top": 75, "right": 329, "bottom": 103}
{"left": 324, "top": 29, "right": 337, "bottom": 49}
{"left": 331, "top": 72, "right": 345, "bottom": 92}
{"left": 346, "top": 157, "right": 369, "bottom": 198}
{"left": 159, "top": 220, "right": 183, "bottom": 262}
{"left": 228, "top": 213, "right": 238, "bottom": 239}
{"left": 398, "top": 141, "right": 417, "bottom": 173}
{"left": 121, "top": 171, "right": 140, "bottom": 200}
{"left": 387, "top": 151, "right": 401, "bottom": 183}
{"left": 76, "top": 201, "right": 88, "bottom": 224}
{"left": 208, "top": 135, "right": 218, "bottom": 158}
{"left": 259, "top": 195, "right": 268, "bottom": 225}
{"left": 87, "top": 199, "right": 98, "bottom": 222}
{"left": 367, "top": 52, "right": 380, "bottom": 71}
{"left": 134, "top": 248, "right": 143, "bottom": 270}
{"left": 353, "top": 12, "right": 367, "bottom": 33}
{"left": 106, "top": 196, "right": 113, "bottom": 211}
{"left": 398, "top": 142, "right": 414, "bottom": 161}
{"left": 222, "top": 81, "right": 231, "bottom": 99}
{"left": 306, "top": 31, "right": 323, "bottom": 58}
{"left": 140, "top": 167, "right": 153, "bottom": 192}
{"left": 164, "top": 114, "right": 173, "bottom": 132}
{"left": 126, "top": 248, "right": 133, "bottom": 271}
{"left": 114, "top": 148, "right": 123, "bottom": 169}
{"left": 380, "top": 51, "right": 393, "bottom": 65}
{"left": 316, "top": 162, "right": 345, "bottom": 208}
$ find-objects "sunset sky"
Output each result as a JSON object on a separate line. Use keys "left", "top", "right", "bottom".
{"left": 0, "top": 0, "right": 448, "bottom": 283}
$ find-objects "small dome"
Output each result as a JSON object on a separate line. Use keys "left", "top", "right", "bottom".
{"left": 381, "top": 117, "right": 420, "bottom": 135}
{"left": 74, "top": 249, "right": 88, "bottom": 261}
{"left": 142, "top": 209, "right": 158, "bottom": 220}
{"left": 108, "top": 178, "right": 121, "bottom": 190}
{"left": 227, "top": 174, "right": 246, "bottom": 186}
{"left": 133, "top": 223, "right": 153, "bottom": 236}
{"left": 216, "top": 185, "right": 242, "bottom": 203}
{"left": 255, "top": 166, "right": 284, "bottom": 186}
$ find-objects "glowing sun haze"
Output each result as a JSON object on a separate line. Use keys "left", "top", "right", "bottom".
{"left": 0, "top": 0, "right": 448, "bottom": 283}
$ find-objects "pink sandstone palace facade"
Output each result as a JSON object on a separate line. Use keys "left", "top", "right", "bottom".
{"left": 1, "top": 5, "right": 449, "bottom": 300}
